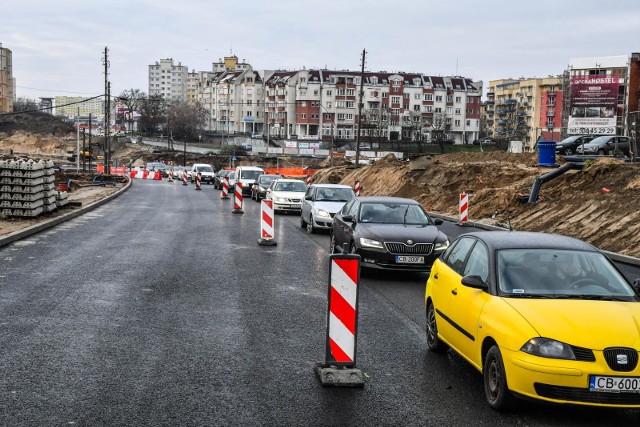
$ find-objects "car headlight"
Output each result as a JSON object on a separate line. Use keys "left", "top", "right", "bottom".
{"left": 521, "top": 338, "right": 576, "bottom": 360}
{"left": 435, "top": 240, "right": 449, "bottom": 250}
{"left": 316, "top": 209, "right": 331, "bottom": 218}
{"left": 273, "top": 196, "right": 285, "bottom": 203}
{"left": 360, "top": 237, "right": 384, "bottom": 249}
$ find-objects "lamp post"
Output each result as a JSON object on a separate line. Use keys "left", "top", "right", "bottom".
{"left": 627, "top": 110, "right": 639, "bottom": 161}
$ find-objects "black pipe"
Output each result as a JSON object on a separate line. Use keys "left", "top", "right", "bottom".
{"left": 527, "top": 163, "right": 581, "bottom": 203}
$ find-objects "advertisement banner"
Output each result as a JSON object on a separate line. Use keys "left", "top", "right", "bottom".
{"left": 568, "top": 75, "right": 618, "bottom": 135}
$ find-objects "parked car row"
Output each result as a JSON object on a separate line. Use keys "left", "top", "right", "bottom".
{"left": 555, "top": 135, "right": 636, "bottom": 157}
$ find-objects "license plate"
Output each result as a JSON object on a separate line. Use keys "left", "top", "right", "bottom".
{"left": 396, "top": 256, "right": 424, "bottom": 264}
{"left": 589, "top": 376, "right": 640, "bottom": 393}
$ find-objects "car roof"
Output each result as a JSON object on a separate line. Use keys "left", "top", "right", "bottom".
{"left": 459, "top": 231, "right": 598, "bottom": 252}
{"left": 310, "top": 183, "right": 354, "bottom": 189}
{"left": 356, "top": 196, "right": 420, "bottom": 204}
{"left": 274, "top": 178, "right": 304, "bottom": 183}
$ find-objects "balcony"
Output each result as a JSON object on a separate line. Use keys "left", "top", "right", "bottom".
{"left": 496, "top": 109, "right": 506, "bottom": 115}
{"left": 504, "top": 99, "right": 517, "bottom": 104}
{"left": 547, "top": 111, "right": 555, "bottom": 117}
{"left": 497, "top": 119, "right": 507, "bottom": 124}
{"left": 516, "top": 112, "right": 525, "bottom": 117}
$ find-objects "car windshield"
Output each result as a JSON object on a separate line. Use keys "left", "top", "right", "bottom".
{"left": 240, "top": 170, "right": 262, "bottom": 180}
{"left": 274, "top": 181, "right": 307, "bottom": 192}
{"left": 197, "top": 165, "right": 213, "bottom": 172}
{"left": 358, "top": 202, "right": 431, "bottom": 225}
{"left": 558, "top": 136, "right": 580, "bottom": 144}
{"left": 228, "top": 172, "right": 235, "bottom": 179}
{"left": 316, "top": 188, "right": 355, "bottom": 202}
{"left": 497, "top": 249, "right": 637, "bottom": 300}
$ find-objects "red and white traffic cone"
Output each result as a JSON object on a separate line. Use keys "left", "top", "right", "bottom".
{"left": 306, "top": 175, "right": 312, "bottom": 186}
{"left": 182, "top": 170, "right": 188, "bottom": 186}
{"left": 257, "top": 199, "right": 277, "bottom": 246}
{"left": 167, "top": 169, "right": 174, "bottom": 182}
{"left": 459, "top": 192, "right": 469, "bottom": 223}
{"left": 195, "top": 172, "right": 202, "bottom": 190}
{"left": 221, "top": 176, "right": 230, "bottom": 199}
{"left": 315, "top": 252, "right": 364, "bottom": 387}
{"left": 354, "top": 180, "right": 361, "bottom": 196}
{"left": 232, "top": 182, "right": 244, "bottom": 213}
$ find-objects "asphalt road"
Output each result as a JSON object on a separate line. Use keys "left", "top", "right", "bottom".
{"left": 1, "top": 180, "right": 639, "bottom": 426}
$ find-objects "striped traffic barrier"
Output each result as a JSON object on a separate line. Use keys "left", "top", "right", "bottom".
{"left": 129, "top": 171, "right": 162, "bottom": 180}
{"left": 195, "top": 172, "right": 202, "bottom": 190}
{"left": 232, "top": 182, "right": 244, "bottom": 214}
{"left": 182, "top": 170, "right": 188, "bottom": 186}
{"left": 315, "top": 252, "right": 364, "bottom": 387}
{"left": 221, "top": 176, "right": 230, "bottom": 199}
{"left": 459, "top": 192, "right": 469, "bottom": 223}
{"left": 167, "top": 169, "right": 174, "bottom": 182}
{"left": 354, "top": 179, "right": 361, "bottom": 196}
{"left": 306, "top": 175, "right": 312, "bottom": 186}
{"left": 257, "top": 199, "right": 277, "bottom": 246}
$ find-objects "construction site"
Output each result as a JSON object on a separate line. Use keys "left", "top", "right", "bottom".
{"left": 2, "top": 112, "right": 640, "bottom": 257}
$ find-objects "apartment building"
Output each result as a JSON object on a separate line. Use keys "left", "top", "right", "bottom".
{"left": 0, "top": 44, "right": 14, "bottom": 113}
{"left": 172, "top": 54, "right": 482, "bottom": 144}
{"left": 484, "top": 76, "right": 564, "bottom": 147}
{"left": 55, "top": 96, "right": 105, "bottom": 118}
{"left": 148, "top": 58, "right": 188, "bottom": 103}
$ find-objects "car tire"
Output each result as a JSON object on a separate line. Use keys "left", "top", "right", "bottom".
{"left": 306, "top": 215, "right": 315, "bottom": 234}
{"left": 329, "top": 232, "right": 337, "bottom": 254}
{"left": 426, "top": 302, "right": 448, "bottom": 353}
{"left": 484, "top": 345, "right": 515, "bottom": 411}
{"left": 300, "top": 214, "right": 306, "bottom": 229}
{"left": 565, "top": 148, "right": 573, "bottom": 156}
{"left": 597, "top": 149, "right": 605, "bottom": 155}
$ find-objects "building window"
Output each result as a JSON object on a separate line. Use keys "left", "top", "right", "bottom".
{"left": 391, "top": 96, "right": 401, "bottom": 104}
{"left": 446, "top": 95, "right": 453, "bottom": 102}
{"left": 382, "top": 92, "right": 388, "bottom": 98}
{"left": 446, "top": 107, "right": 453, "bottom": 114}
{"left": 336, "top": 101, "right": 345, "bottom": 108}
{"left": 414, "top": 105, "right": 421, "bottom": 111}
{"left": 455, "top": 96, "right": 462, "bottom": 103}
{"left": 424, "top": 94, "right": 433, "bottom": 101}
{"left": 337, "top": 113, "right": 345, "bottom": 120}
{"left": 455, "top": 108, "right": 461, "bottom": 115}
{"left": 424, "top": 106, "right": 432, "bottom": 113}
{"left": 301, "top": 113, "right": 306, "bottom": 119}
{"left": 346, "top": 113, "right": 354, "bottom": 120}
{"left": 347, "top": 89, "right": 355, "bottom": 96}
{"left": 326, "top": 90, "right": 332, "bottom": 96}
{"left": 337, "top": 89, "right": 346, "bottom": 96}
{"left": 346, "top": 101, "right": 355, "bottom": 108}
{"left": 455, "top": 120, "right": 461, "bottom": 126}
{"left": 435, "top": 95, "right": 443, "bottom": 102}
{"left": 466, "top": 120, "right": 471, "bottom": 126}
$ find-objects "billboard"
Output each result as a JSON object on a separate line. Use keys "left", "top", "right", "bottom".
{"left": 567, "top": 75, "right": 619, "bottom": 135}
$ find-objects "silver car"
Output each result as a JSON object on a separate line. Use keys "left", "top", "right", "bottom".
{"left": 300, "top": 184, "right": 356, "bottom": 233}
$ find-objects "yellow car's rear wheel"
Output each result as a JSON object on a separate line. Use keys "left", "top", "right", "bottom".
{"left": 426, "top": 303, "right": 448, "bottom": 353}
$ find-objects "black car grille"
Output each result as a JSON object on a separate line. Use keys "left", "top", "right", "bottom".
{"left": 288, "top": 198, "right": 301, "bottom": 203}
{"left": 603, "top": 348, "right": 639, "bottom": 372}
{"left": 534, "top": 383, "right": 640, "bottom": 405}
{"left": 384, "top": 242, "right": 434, "bottom": 255}
{"left": 571, "top": 345, "right": 596, "bottom": 362}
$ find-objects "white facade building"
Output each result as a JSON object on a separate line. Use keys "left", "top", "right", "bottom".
{"left": 148, "top": 58, "right": 188, "bottom": 103}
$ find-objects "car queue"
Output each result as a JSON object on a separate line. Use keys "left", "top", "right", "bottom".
{"left": 164, "top": 163, "right": 640, "bottom": 412}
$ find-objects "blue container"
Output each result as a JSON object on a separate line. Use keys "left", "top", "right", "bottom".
{"left": 538, "top": 140, "right": 557, "bottom": 166}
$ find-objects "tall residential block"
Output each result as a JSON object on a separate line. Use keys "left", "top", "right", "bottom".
{"left": 148, "top": 58, "right": 188, "bottom": 103}
{"left": 0, "top": 43, "right": 15, "bottom": 114}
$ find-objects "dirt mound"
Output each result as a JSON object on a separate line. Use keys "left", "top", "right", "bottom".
{"left": 0, "top": 112, "right": 75, "bottom": 136}
{"left": 311, "top": 153, "right": 640, "bottom": 258}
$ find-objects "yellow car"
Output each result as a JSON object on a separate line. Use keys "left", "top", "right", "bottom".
{"left": 425, "top": 231, "right": 640, "bottom": 410}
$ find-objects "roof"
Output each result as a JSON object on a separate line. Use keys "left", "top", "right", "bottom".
{"left": 356, "top": 196, "right": 421, "bottom": 205}
{"left": 460, "top": 231, "right": 597, "bottom": 252}
{"left": 310, "top": 183, "right": 354, "bottom": 189}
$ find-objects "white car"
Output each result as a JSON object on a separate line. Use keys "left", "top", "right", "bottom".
{"left": 266, "top": 179, "right": 308, "bottom": 213}
{"left": 300, "top": 184, "right": 356, "bottom": 233}
{"left": 190, "top": 163, "right": 215, "bottom": 184}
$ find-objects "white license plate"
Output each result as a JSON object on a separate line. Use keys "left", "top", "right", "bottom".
{"left": 589, "top": 376, "right": 640, "bottom": 393}
{"left": 396, "top": 256, "right": 424, "bottom": 264}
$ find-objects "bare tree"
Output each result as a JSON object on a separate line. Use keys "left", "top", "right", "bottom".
{"left": 426, "top": 111, "right": 451, "bottom": 154}
{"left": 138, "top": 95, "right": 166, "bottom": 135}
{"left": 362, "top": 106, "right": 389, "bottom": 145}
{"left": 13, "top": 97, "right": 39, "bottom": 112}
{"left": 167, "top": 101, "right": 209, "bottom": 141}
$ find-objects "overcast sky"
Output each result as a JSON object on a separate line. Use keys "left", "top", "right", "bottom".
{"left": 3, "top": 0, "right": 640, "bottom": 100}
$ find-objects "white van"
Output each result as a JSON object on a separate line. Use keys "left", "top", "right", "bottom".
{"left": 234, "top": 166, "right": 264, "bottom": 195}
{"left": 190, "top": 163, "right": 216, "bottom": 184}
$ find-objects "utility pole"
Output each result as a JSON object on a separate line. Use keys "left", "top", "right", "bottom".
{"left": 355, "top": 49, "right": 366, "bottom": 168}
{"left": 102, "top": 47, "right": 110, "bottom": 174}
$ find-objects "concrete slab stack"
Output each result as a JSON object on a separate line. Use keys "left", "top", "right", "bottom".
{"left": 0, "top": 157, "right": 61, "bottom": 217}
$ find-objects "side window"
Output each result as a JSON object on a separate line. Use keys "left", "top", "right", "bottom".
{"left": 305, "top": 187, "right": 313, "bottom": 199}
{"left": 347, "top": 200, "right": 359, "bottom": 217}
{"left": 445, "top": 237, "right": 475, "bottom": 275}
{"left": 463, "top": 242, "right": 490, "bottom": 283}
{"left": 341, "top": 199, "right": 355, "bottom": 215}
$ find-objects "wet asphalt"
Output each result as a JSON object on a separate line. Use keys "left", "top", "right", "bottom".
{"left": 1, "top": 180, "right": 639, "bottom": 426}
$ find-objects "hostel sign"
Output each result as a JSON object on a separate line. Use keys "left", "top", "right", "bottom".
{"left": 567, "top": 75, "right": 619, "bottom": 135}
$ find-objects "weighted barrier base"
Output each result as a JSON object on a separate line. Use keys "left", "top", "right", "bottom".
{"left": 257, "top": 238, "right": 277, "bottom": 246}
{"left": 314, "top": 363, "right": 364, "bottom": 388}
{"left": 232, "top": 208, "right": 244, "bottom": 214}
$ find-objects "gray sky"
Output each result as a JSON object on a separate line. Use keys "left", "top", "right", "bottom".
{"left": 3, "top": 0, "right": 640, "bottom": 100}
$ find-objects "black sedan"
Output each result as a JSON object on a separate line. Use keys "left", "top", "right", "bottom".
{"left": 330, "top": 196, "right": 449, "bottom": 271}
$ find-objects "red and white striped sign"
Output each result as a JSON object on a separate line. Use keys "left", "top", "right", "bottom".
{"left": 233, "top": 182, "right": 244, "bottom": 213}
{"left": 354, "top": 180, "right": 361, "bottom": 196}
{"left": 325, "top": 255, "right": 360, "bottom": 365}
{"left": 221, "top": 176, "right": 230, "bottom": 199}
{"left": 260, "top": 199, "right": 274, "bottom": 240}
{"left": 195, "top": 172, "right": 202, "bottom": 190}
{"left": 182, "top": 170, "right": 188, "bottom": 186}
{"left": 306, "top": 175, "right": 312, "bottom": 186}
{"left": 459, "top": 192, "right": 468, "bottom": 222}
{"left": 129, "top": 171, "right": 162, "bottom": 180}
{"left": 167, "top": 170, "right": 174, "bottom": 182}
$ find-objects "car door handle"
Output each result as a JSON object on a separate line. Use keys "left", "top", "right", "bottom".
{"left": 451, "top": 288, "right": 458, "bottom": 296}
